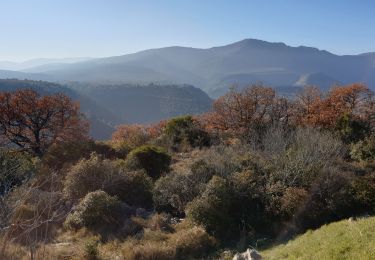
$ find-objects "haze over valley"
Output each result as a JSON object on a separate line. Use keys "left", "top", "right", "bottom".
{"left": 2, "top": 39, "right": 375, "bottom": 140}
{"left": 2, "top": 39, "right": 375, "bottom": 98}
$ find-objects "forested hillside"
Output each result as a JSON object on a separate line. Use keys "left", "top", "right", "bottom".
{"left": 72, "top": 83, "right": 212, "bottom": 123}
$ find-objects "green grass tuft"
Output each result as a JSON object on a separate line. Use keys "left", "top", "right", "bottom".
{"left": 262, "top": 216, "right": 375, "bottom": 260}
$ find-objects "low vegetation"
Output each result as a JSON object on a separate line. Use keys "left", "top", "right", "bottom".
{"left": 0, "top": 84, "right": 374, "bottom": 259}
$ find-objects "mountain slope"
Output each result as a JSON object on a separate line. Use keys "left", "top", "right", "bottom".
{"left": 262, "top": 216, "right": 375, "bottom": 259}
{"left": 0, "top": 69, "right": 53, "bottom": 81}
{"left": 22, "top": 39, "right": 375, "bottom": 96}
{"left": 294, "top": 72, "right": 342, "bottom": 91}
{"left": 72, "top": 83, "right": 213, "bottom": 124}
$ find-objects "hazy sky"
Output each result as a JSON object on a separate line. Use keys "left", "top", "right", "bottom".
{"left": 1, "top": 0, "right": 375, "bottom": 61}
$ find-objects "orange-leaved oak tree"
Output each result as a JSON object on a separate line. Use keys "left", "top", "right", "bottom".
{"left": 296, "top": 84, "right": 374, "bottom": 128}
{"left": 112, "top": 124, "right": 151, "bottom": 148}
{"left": 207, "top": 84, "right": 291, "bottom": 135}
{"left": 0, "top": 89, "right": 89, "bottom": 156}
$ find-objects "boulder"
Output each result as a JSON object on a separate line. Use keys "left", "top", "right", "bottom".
{"left": 233, "top": 248, "right": 262, "bottom": 260}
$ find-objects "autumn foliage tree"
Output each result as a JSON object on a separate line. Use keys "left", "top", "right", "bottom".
{"left": 207, "top": 84, "right": 291, "bottom": 137}
{"left": 0, "top": 89, "right": 88, "bottom": 156}
{"left": 112, "top": 124, "right": 151, "bottom": 148}
{"left": 296, "top": 84, "right": 374, "bottom": 128}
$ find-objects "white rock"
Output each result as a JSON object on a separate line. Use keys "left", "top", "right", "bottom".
{"left": 233, "top": 248, "right": 262, "bottom": 260}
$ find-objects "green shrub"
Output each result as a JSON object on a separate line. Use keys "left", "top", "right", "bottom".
{"left": 190, "top": 159, "right": 216, "bottom": 183}
{"left": 63, "top": 154, "right": 153, "bottom": 208}
{"left": 186, "top": 176, "right": 235, "bottom": 239}
{"left": 153, "top": 172, "right": 198, "bottom": 215}
{"left": 335, "top": 113, "right": 370, "bottom": 144}
{"left": 64, "top": 190, "right": 123, "bottom": 232}
{"left": 165, "top": 116, "right": 210, "bottom": 150}
{"left": 42, "top": 140, "right": 122, "bottom": 170}
{"left": 197, "top": 144, "right": 247, "bottom": 177}
{"left": 0, "top": 150, "right": 34, "bottom": 196}
{"left": 63, "top": 154, "right": 120, "bottom": 202}
{"left": 295, "top": 170, "right": 356, "bottom": 230}
{"left": 186, "top": 171, "right": 268, "bottom": 242}
{"left": 153, "top": 161, "right": 215, "bottom": 215}
{"left": 350, "top": 135, "right": 375, "bottom": 162}
{"left": 126, "top": 145, "right": 171, "bottom": 179}
{"left": 110, "top": 170, "right": 153, "bottom": 208}
{"left": 350, "top": 173, "right": 375, "bottom": 213}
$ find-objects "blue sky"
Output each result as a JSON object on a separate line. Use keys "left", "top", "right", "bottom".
{"left": 1, "top": 0, "right": 375, "bottom": 61}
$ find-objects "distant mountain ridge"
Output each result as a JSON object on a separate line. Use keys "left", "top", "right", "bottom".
{"left": 0, "top": 57, "right": 93, "bottom": 71}
{"left": 1, "top": 39, "right": 372, "bottom": 97}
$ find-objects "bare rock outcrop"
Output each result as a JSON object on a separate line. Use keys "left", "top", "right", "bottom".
{"left": 233, "top": 248, "right": 262, "bottom": 260}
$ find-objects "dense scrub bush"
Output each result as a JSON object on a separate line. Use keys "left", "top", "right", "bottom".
{"left": 165, "top": 116, "right": 211, "bottom": 150}
{"left": 153, "top": 172, "right": 191, "bottom": 214}
{"left": 0, "top": 150, "right": 34, "bottom": 196}
{"left": 110, "top": 170, "right": 153, "bottom": 208}
{"left": 63, "top": 154, "right": 120, "bottom": 202}
{"left": 350, "top": 135, "right": 375, "bottom": 162}
{"left": 186, "top": 131, "right": 354, "bottom": 241}
{"left": 295, "top": 171, "right": 356, "bottom": 230}
{"left": 278, "top": 187, "right": 309, "bottom": 220}
{"left": 186, "top": 176, "right": 235, "bottom": 239}
{"left": 262, "top": 127, "right": 345, "bottom": 188}
{"left": 153, "top": 172, "right": 202, "bottom": 215}
{"left": 42, "top": 140, "right": 122, "bottom": 170}
{"left": 63, "top": 154, "right": 153, "bottom": 208}
{"left": 228, "top": 171, "right": 267, "bottom": 229}
{"left": 153, "top": 160, "right": 216, "bottom": 215}
{"left": 190, "top": 159, "right": 217, "bottom": 183}
{"left": 64, "top": 191, "right": 124, "bottom": 232}
{"left": 335, "top": 113, "right": 370, "bottom": 144}
{"left": 198, "top": 144, "right": 249, "bottom": 177}
{"left": 350, "top": 173, "right": 375, "bottom": 213}
{"left": 126, "top": 145, "right": 171, "bottom": 179}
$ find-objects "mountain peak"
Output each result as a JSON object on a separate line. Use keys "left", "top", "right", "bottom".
{"left": 221, "top": 39, "right": 332, "bottom": 55}
{"left": 223, "top": 38, "right": 288, "bottom": 49}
